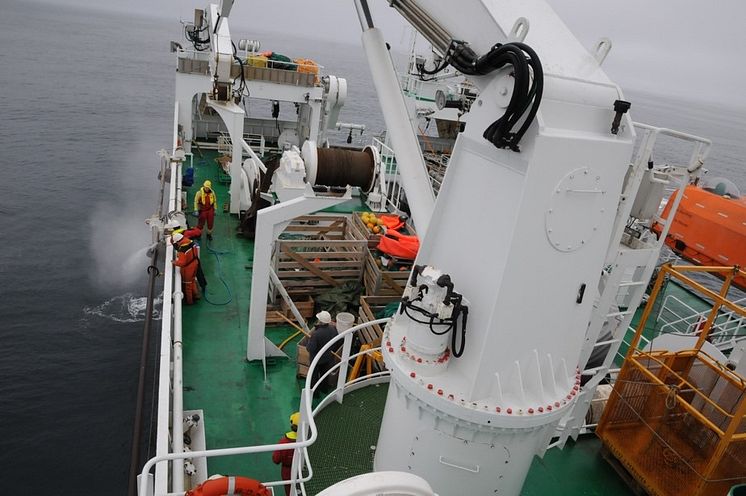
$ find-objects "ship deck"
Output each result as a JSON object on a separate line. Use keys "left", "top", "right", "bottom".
{"left": 179, "top": 151, "right": 718, "bottom": 494}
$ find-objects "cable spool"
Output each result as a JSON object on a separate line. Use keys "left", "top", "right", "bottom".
{"left": 301, "top": 141, "right": 376, "bottom": 192}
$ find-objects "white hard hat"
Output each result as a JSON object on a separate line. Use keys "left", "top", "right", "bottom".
{"left": 316, "top": 311, "right": 332, "bottom": 324}
{"left": 165, "top": 219, "right": 182, "bottom": 230}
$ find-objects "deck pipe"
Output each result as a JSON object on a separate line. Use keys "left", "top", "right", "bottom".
{"left": 153, "top": 159, "right": 180, "bottom": 493}
{"left": 172, "top": 157, "right": 186, "bottom": 493}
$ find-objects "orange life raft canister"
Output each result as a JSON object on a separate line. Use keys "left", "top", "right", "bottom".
{"left": 185, "top": 476, "right": 271, "bottom": 496}
{"left": 652, "top": 184, "right": 746, "bottom": 289}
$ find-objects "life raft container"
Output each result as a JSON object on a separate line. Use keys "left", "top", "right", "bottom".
{"left": 652, "top": 183, "right": 746, "bottom": 289}
{"left": 185, "top": 476, "right": 271, "bottom": 496}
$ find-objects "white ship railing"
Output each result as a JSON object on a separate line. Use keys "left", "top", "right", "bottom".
{"left": 139, "top": 317, "right": 392, "bottom": 496}
{"left": 150, "top": 102, "right": 187, "bottom": 494}
{"left": 371, "top": 137, "right": 449, "bottom": 213}
{"left": 371, "top": 137, "right": 405, "bottom": 213}
{"left": 656, "top": 293, "right": 746, "bottom": 350}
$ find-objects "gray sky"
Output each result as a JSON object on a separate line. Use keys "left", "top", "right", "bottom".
{"left": 34, "top": 0, "right": 746, "bottom": 107}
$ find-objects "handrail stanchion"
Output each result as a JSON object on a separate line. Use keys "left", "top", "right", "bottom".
{"left": 335, "top": 332, "right": 354, "bottom": 404}
{"left": 139, "top": 317, "right": 391, "bottom": 496}
{"left": 334, "top": 312, "right": 356, "bottom": 404}
{"left": 291, "top": 390, "right": 312, "bottom": 496}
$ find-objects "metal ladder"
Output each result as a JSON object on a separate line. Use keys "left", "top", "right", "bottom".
{"left": 548, "top": 123, "right": 711, "bottom": 450}
{"left": 551, "top": 246, "right": 657, "bottom": 448}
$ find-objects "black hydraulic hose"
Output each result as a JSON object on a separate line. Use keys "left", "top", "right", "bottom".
{"left": 507, "top": 42, "right": 544, "bottom": 147}
{"left": 432, "top": 39, "right": 543, "bottom": 151}
{"left": 451, "top": 307, "right": 468, "bottom": 358}
{"left": 128, "top": 156, "right": 167, "bottom": 496}
{"left": 127, "top": 245, "right": 161, "bottom": 496}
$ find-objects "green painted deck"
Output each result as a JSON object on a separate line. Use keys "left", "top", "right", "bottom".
{"left": 178, "top": 151, "right": 720, "bottom": 493}
{"left": 182, "top": 152, "right": 302, "bottom": 481}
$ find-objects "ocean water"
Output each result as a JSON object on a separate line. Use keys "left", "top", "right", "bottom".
{"left": 0, "top": 1, "right": 744, "bottom": 494}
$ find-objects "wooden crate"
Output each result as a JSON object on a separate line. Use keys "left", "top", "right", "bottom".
{"left": 350, "top": 212, "right": 416, "bottom": 297}
{"left": 297, "top": 338, "right": 310, "bottom": 378}
{"left": 357, "top": 295, "right": 401, "bottom": 346}
{"left": 272, "top": 214, "right": 367, "bottom": 300}
{"left": 363, "top": 251, "right": 412, "bottom": 297}
{"left": 280, "top": 295, "right": 314, "bottom": 319}
{"left": 351, "top": 211, "right": 383, "bottom": 249}
{"left": 350, "top": 211, "right": 417, "bottom": 248}
{"left": 264, "top": 295, "right": 315, "bottom": 327}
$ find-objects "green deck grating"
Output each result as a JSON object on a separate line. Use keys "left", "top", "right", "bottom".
{"left": 304, "top": 384, "right": 389, "bottom": 495}
{"left": 304, "top": 383, "right": 632, "bottom": 496}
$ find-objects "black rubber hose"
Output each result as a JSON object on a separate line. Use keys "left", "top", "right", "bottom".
{"left": 509, "top": 42, "right": 544, "bottom": 146}
{"left": 438, "top": 40, "right": 543, "bottom": 151}
{"left": 451, "top": 307, "right": 468, "bottom": 358}
{"left": 127, "top": 243, "right": 161, "bottom": 496}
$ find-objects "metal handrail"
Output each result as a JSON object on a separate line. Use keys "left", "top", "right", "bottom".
{"left": 657, "top": 294, "right": 700, "bottom": 330}
{"left": 138, "top": 317, "right": 392, "bottom": 496}
{"left": 658, "top": 293, "right": 746, "bottom": 347}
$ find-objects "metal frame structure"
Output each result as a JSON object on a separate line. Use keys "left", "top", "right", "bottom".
{"left": 598, "top": 265, "right": 746, "bottom": 496}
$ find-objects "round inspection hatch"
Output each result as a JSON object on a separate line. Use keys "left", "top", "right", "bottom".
{"left": 545, "top": 167, "right": 606, "bottom": 252}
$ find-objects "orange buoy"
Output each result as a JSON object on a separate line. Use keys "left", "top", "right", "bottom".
{"left": 652, "top": 183, "right": 746, "bottom": 289}
{"left": 185, "top": 476, "right": 271, "bottom": 496}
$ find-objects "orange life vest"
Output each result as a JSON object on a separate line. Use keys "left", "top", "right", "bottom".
{"left": 378, "top": 214, "right": 405, "bottom": 231}
{"left": 377, "top": 229, "right": 419, "bottom": 260}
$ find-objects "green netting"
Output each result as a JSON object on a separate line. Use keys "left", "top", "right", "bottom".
{"left": 314, "top": 281, "right": 363, "bottom": 317}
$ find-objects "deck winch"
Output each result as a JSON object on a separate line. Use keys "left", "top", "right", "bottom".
{"left": 301, "top": 141, "right": 376, "bottom": 192}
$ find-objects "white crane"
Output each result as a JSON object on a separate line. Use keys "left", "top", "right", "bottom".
{"left": 352, "top": 0, "right": 637, "bottom": 494}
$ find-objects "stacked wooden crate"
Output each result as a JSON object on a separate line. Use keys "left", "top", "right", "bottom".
{"left": 357, "top": 295, "right": 401, "bottom": 346}
{"left": 271, "top": 214, "right": 367, "bottom": 301}
{"left": 351, "top": 212, "right": 416, "bottom": 297}
{"left": 265, "top": 295, "right": 315, "bottom": 326}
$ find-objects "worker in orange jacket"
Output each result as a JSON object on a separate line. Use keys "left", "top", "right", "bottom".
{"left": 194, "top": 180, "right": 217, "bottom": 241}
{"left": 165, "top": 219, "right": 202, "bottom": 240}
{"left": 272, "top": 412, "right": 300, "bottom": 496}
{"left": 171, "top": 232, "right": 201, "bottom": 305}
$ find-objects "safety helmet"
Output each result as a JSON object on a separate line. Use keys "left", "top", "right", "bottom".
{"left": 289, "top": 412, "right": 300, "bottom": 427}
{"left": 165, "top": 219, "right": 181, "bottom": 230}
{"left": 203, "top": 180, "right": 212, "bottom": 189}
{"left": 316, "top": 311, "right": 332, "bottom": 324}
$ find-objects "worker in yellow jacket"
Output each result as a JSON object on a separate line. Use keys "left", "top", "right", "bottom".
{"left": 194, "top": 180, "right": 217, "bottom": 241}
